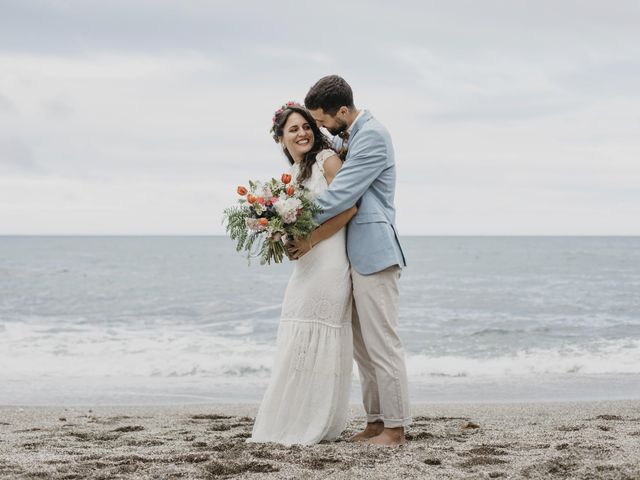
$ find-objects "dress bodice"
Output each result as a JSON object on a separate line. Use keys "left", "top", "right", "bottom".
{"left": 289, "top": 149, "right": 335, "bottom": 200}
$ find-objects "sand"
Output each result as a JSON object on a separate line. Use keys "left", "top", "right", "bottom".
{"left": 1, "top": 400, "right": 639, "bottom": 479}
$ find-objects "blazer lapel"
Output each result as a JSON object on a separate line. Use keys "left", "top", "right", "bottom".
{"left": 349, "top": 109, "right": 372, "bottom": 141}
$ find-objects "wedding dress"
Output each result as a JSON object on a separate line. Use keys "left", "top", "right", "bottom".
{"left": 247, "top": 149, "right": 353, "bottom": 445}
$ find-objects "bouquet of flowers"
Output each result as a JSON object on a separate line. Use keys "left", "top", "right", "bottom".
{"left": 223, "top": 173, "right": 322, "bottom": 264}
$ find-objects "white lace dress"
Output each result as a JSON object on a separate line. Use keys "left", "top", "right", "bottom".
{"left": 247, "top": 149, "right": 353, "bottom": 445}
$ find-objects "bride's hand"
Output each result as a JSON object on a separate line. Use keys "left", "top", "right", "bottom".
{"left": 284, "top": 247, "right": 295, "bottom": 261}
{"left": 287, "top": 238, "right": 313, "bottom": 259}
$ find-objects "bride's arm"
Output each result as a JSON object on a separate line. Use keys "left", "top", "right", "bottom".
{"left": 288, "top": 206, "right": 357, "bottom": 259}
{"left": 321, "top": 153, "right": 343, "bottom": 185}
{"left": 288, "top": 154, "right": 357, "bottom": 259}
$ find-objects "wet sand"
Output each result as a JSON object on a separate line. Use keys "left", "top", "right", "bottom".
{"left": 1, "top": 400, "right": 639, "bottom": 479}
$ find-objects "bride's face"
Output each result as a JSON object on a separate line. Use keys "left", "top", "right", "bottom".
{"left": 280, "top": 112, "right": 314, "bottom": 162}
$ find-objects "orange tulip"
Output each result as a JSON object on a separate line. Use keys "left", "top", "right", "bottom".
{"left": 247, "top": 194, "right": 257, "bottom": 204}
{"left": 281, "top": 173, "right": 292, "bottom": 184}
{"left": 258, "top": 218, "right": 269, "bottom": 226}
{"left": 286, "top": 185, "right": 295, "bottom": 196}
{"left": 237, "top": 186, "right": 248, "bottom": 196}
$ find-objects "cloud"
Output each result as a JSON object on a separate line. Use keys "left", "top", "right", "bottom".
{"left": 0, "top": 93, "right": 17, "bottom": 115}
{"left": 0, "top": 1, "right": 639, "bottom": 234}
{"left": 41, "top": 97, "right": 74, "bottom": 119}
{"left": 0, "top": 138, "right": 40, "bottom": 173}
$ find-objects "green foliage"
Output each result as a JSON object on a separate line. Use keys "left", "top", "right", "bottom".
{"left": 262, "top": 239, "right": 286, "bottom": 265}
{"left": 222, "top": 205, "right": 249, "bottom": 252}
{"left": 222, "top": 178, "right": 323, "bottom": 265}
{"left": 288, "top": 199, "right": 322, "bottom": 240}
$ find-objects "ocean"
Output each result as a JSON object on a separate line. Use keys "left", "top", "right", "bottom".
{"left": 1, "top": 236, "right": 639, "bottom": 405}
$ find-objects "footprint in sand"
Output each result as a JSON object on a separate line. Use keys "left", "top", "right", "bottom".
{"left": 191, "top": 414, "right": 232, "bottom": 420}
{"left": 467, "top": 446, "right": 508, "bottom": 456}
{"left": 595, "top": 414, "right": 623, "bottom": 421}
{"left": 459, "top": 456, "right": 508, "bottom": 468}
{"left": 203, "top": 460, "right": 279, "bottom": 476}
{"left": 113, "top": 425, "right": 144, "bottom": 432}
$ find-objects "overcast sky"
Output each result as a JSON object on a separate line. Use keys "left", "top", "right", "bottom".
{"left": 1, "top": 0, "right": 639, "bottom": 235}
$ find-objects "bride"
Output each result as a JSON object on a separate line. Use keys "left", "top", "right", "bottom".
{"left": 247, "top": 102, "right": 356, "bottom": 445}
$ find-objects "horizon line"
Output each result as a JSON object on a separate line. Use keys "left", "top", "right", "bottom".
{"left": 1, "top": 234, "right": 639, "bottom": 238}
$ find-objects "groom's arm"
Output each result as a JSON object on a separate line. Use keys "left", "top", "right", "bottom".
{"left": 314, "top": 129, "right": 387, "bottom": 224}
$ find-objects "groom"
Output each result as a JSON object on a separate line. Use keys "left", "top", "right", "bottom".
{"left": 303, "top": 75, "right": 411, "bottom": 446}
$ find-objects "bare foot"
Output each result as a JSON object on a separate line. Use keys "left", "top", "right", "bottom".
{"left": 366, "top": 427, "right": 406, "bottom": 447}
{"left": 349, "top": 421, "right": 384, "bottom": 442}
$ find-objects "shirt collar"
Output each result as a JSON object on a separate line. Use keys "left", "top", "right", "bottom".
{"left": 346, "top": 109, "right": 364, "bottom": 135}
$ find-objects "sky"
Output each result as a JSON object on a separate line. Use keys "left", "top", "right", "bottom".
{"left": 1, "top": 0, "right": 639, "bottom": 235}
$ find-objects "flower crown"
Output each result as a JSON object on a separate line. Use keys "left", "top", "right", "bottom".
{"left": 269, "top": 100, "right": 302, "bottom": 136}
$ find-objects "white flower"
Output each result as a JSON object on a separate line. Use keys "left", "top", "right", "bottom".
{"left": 246, "top": 218, "right": 266, "bottom": 232}
{"left": 274, "top": 194, "right": 302, "bottom": 224}
{"left": 260, "top": 184, "right": 273, "bottom": 199}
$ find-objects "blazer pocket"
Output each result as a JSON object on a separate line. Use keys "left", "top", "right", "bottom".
{"left": 354, "top": 212, "right": 388, "bottom": 224}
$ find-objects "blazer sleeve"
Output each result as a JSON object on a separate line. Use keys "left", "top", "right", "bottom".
{"left": 313, "top": 129, "right": 387, "bottom": 224}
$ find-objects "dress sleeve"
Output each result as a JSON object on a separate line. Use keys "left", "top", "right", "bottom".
{"left": 315, "top": 148, "right": 338, "bottom": 173}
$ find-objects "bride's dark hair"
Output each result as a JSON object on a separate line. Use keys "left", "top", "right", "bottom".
{"left": 272, "top": 104, "right": 333, "bottom": 184}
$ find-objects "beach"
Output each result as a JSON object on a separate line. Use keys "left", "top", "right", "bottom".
{"left": 1, "top": 400, "right": 639, "bottom": 479}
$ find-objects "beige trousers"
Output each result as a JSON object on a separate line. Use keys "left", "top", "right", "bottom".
{"left": 351, "top": 264, "right": 412, "bottom": 428}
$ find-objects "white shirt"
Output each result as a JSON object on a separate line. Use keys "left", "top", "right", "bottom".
{"left": 346, "top": 109, "right": 364, "bottom": 135}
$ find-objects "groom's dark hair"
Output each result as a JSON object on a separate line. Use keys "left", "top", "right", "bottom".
{"left": 304, "top": 75, "right": 355, "bottom": 116}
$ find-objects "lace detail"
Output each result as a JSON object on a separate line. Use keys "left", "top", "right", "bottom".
{"left": 281, "top": 287, "right": 352, "bottom": 326}
{"left": 315, "top": 148, "right": 336, "bottom": 174}
{"left": 248, "top": 155, "right": 352, "bottom": 446}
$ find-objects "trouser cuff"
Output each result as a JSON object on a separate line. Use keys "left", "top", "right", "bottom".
{"left": 366, "top": 415, "right": 412, "bottom": 428}
{"left": 383, "top": 416, "right": 412, "bottom": 428}
{"left": 366, "top": 414, "right": 384, "bottom": 423}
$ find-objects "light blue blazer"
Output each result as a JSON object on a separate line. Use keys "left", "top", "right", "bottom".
{"left": 314, "top": 110, "right": 407, "bottom": 275}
